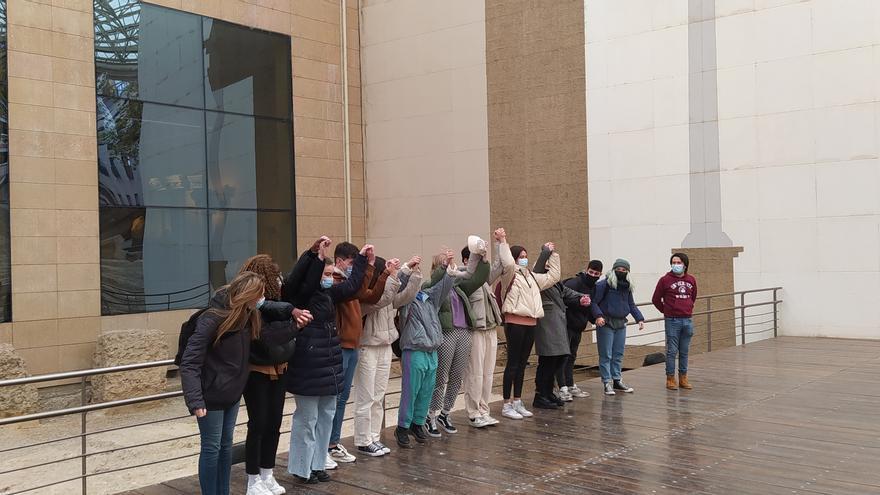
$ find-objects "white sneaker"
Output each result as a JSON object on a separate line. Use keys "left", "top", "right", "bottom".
{"left": 324, "top": 456, "right": 338, "bottom": 470}
{"left": 469, "top": 416, "right": 491, "bottom": 428}
{"left": 513, "top": 399, "right": 533, "bottom": 418}
{"left": 482, "top": 414, "right": 500, "bottom": 425}
{"left": 246, "top": 479, "right": 273, "bottom": 495}
{"left": 502, "top": 402, "right": 523, "bottom": 420}
{"left": 261, "top": 474, "right": 286, "bottom": 495}
{"left": 570, "top": 384, "right": 590, "bottom": 398}
{"left": 556, "top": 387, "right": 573, "bottom": 402}
{"left": 328, "top": 444, "right": 356, "bottom": 463}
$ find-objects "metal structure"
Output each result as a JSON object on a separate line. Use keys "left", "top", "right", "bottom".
{"left": 0, "top": 287, "right": 782, "bottom": 494}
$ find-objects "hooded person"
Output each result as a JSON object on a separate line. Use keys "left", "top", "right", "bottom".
{"left": 652, "top": 252, "right": 697, "bottom": 391}
{"left": 592, "top": 258, "right": 646, "bottom": 396}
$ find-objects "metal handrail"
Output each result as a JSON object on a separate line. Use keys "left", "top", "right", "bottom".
{"left": 0, "top": 286, "right": 782, "bottom": 495}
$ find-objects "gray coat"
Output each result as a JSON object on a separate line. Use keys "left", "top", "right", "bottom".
{"left": 534, "top": 251, "right": 586, "bottom": 356}
{"left": 398, "top": 269, "right": 454, "bottom": 352}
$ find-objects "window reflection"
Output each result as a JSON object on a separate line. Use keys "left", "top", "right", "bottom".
{"left": 100, "top": 207, "right": 209, "bottom": 315}
{"left": 0, "top": 0, "right": 8, "bottom": 322}
{"left": 208, "top": 210, "right": 294, "bottom": 290}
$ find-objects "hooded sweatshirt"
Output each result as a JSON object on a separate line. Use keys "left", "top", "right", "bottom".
{"left": 651, "top": 272, "right": 697, "bottom": 318}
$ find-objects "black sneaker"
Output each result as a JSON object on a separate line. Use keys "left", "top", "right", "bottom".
{"left": 357, "top": 443, "right": 385, "bottom": 457}
{"left": 550, "top": 393, "right": 565, "bottom": 406}
{"left": 395, "top": 426, "right": 413, "bottom": 448}
{"left": 613, "top": 380, "right": 634, "bottom": 393}
{"left": 437, "top": 413, "right": 458, "bottom": 434}
{"left": 312, "top": 470, "right": 331, "bottom": 482}
{"left": 425, "top": 415, "right": 442, "bottom": 438}
{"left": 409, "top": 424, "right": 428, "bottom": 443}
{"left": 295, "top": 473, "right": 318, "bottom": 484}
{"left": 532, "top": 394, "right": 561, "bottom": 409}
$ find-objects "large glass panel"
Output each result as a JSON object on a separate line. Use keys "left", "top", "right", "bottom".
{"left": 208, "top": 210, "right": 294, "bottom": 291}
{"left": 100, "top": 207, "right": 209, "bottom": 315}
{"left": 205, "top": 113, "right": 293, "bottom": 210}
{"left": 97, "top": 96, "right": 206, "bottom": 207}
{"left": 95, "top": 1, "right": 204, "bottom": 107}
{"left": 203, "top": 18, "right": 291, "bottom": 119}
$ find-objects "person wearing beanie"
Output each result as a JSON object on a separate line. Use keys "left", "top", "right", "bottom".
{"left": 652, "top": 253, "right": 698, "bottom": 391}
{"left": 556, "top": 259, "right": 604, "bottom": 400}
{"left": 592, "top": 258, "right": 646, "bottom": 396}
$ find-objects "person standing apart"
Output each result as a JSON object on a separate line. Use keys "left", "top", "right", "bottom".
{"left": 652, "top": 253, "right": 698, "bottom": 391}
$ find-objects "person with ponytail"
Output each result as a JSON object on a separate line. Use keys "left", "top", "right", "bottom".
{"left": 238, "top": 255, "right": 313, "bottom": 495}
{"left": 592, "top": 259, "right": 646, "bottom": 396}
{"left": 180, "top": 271, "right": 267, "bottom": 495}
{"left": 652, "top": 253, "right": 697, "bottom": 391}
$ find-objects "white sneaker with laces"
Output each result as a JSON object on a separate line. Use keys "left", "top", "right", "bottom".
{"left": 502, "top": 402, "right": 523, "bottom": 420}
{"left": 556, "top": 387, "right": 573, "bottom": 402}
{"left": 246, "top": 479, "right": 273, "bottom": 495}
{"left": 469, "top": 416, "right": 491, "bottom": 428}
{"left": 483, "top": 414, "right": 500, "bottom": 425}
{"left": 513, "top": 399, "right": 533, "bottom": 418}
{"left": 570, "top": 384, "right": 590, "bottom": 398}
{"left": 324, "top": 456, "right": 338, "bottom": 470}
{"left": 329, "top": 444, "right": 356, "bottom": 463}
{"left": 261, "top": 474, "right": 286, "bottom": 495}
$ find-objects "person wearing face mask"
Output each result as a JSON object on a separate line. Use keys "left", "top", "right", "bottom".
{"left": 592, "top": 259, "right": 646, "bottom": 396}
{"left": 652, "top": 253, "right": 698, "bottom": 391}
{"left": 556, "top": 259, "right": 604, "bottom": 401}
{"left": 493, "top": 228, "right": 561, "bottom": 420}
{"left": 281, "top": 237, "right": 370, "bottom": 484}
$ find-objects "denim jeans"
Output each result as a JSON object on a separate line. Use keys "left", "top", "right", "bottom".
{"left": 596, "top": 326, "right": 627, "bottom": 383}
{"left": 665, "top": 317, "right": 694, "bottom": 376}
{"left": 288, "top": 395, "right": 336, "bottom": 478}
{"left": 330, "top": 347, "right": 359, "bottom": 445}
{"left": 196, "top": 401, "right": 239, "bottom": 495}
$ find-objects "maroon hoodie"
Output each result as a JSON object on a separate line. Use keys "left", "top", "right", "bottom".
{"left": 652, "top": 272, "right": 698, "bottom": 317}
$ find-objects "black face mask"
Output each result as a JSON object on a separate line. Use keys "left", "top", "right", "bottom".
{"left": 616, "top": 271, "right": 628, "bottom": 281}
{"left": 584, "top": 274, "right": 599, "bottom": 287}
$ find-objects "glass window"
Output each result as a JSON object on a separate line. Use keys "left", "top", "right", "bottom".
{"left": 203, "top": 18, "right": 292, "bottom": 119}
{"left": 100, "top": 207, "right": 209, "bottom": 315}
{"left": 206, "top": 113, "right": 293, "bottom": 210}
{"left": 95, "top": 2, "right": 204, "bottom": 108}
{"left": 208, "top": 210, "right": 294, "bottom": 291}
{"left": 97, "top": 96, "right": 206, "bottom": 208}
{"left": 96, "top": 1, "right": 295, "bottom": 316}
{"left": 0, "top": 0, "right": 8, "bottom": 323}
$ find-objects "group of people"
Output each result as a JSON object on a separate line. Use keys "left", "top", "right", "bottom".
{"left": 179, "top": 229, "right": 699, "bottom": 495}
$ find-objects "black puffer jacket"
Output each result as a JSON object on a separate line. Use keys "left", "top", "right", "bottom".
{"left": 250, "top": 301, "right": 297, "bottom": 366}
{"left": 180, "top": 291, "right": 251, "bottom": 413}
{"left": 564, "top": 272, "right": 599, "bottom": 331}
{"left": 282, "top": 249, "right": 367, "bottom": 396}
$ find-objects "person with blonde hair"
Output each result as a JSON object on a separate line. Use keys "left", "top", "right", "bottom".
{"left": 180, "top": 271, "right": 267, "bottom": 495}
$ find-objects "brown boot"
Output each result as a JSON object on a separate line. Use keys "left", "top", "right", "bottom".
{"left": 679, "top": 373, "right": 693, "bottom": 390}
{"left": 666, "top": 375, "right": 678, "bottom": 390}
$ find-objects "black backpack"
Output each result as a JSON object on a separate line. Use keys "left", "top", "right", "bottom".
{"left": 174, "top": 308, "right": 210, "bottom": 365}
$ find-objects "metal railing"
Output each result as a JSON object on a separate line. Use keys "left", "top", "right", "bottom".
{"left": 0, "top": 287, "right": 782, "bottom": 495}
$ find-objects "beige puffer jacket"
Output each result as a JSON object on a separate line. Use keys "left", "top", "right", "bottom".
{"left": 497, "top": 242, "right": 560, "bottom": 319}
{"left": 359, "top": 265, "right": 422, "bottom": 346}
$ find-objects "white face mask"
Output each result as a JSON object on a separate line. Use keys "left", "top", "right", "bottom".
{"left": 517, "top": 258, "right": 529, "bottom": 268}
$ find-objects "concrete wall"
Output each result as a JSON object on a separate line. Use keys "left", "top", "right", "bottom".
{"left": 360, "top": 0, "right": 491, "bottom": 261}
{"left": 2, "top": 0, "right": 367, "bottom": 375}
{"left": 585, "top": 0, "right": 880, "bottom": 339}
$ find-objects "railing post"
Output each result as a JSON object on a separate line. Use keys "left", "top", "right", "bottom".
{"left": 81, "top": 376, "right": 88, "bottom": 495}
{"left": 706, "top": 297, "right": 712, "bottom": 352}
{"left": 772, "top": 288, "right": 779, "bottom": 338}
{"left": 740, "top": 292, "right": 746, "bottom": 346}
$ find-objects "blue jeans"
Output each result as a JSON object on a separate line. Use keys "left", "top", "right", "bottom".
{"left": 330, "top": 347, "right": 359, "bottom": 445}
{"left": 288, "top": 395, "right": 336, "bottom": 478}
{"left": 596, "top": 326, "right": 626, "bottom": 383}
{"left": 665, "top": 317, "right": 694, "bottom": 376}
{"left": 196, "top": 401, "right": 239, "bottom": 495}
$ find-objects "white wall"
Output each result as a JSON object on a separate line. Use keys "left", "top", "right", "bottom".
{"left": 586, "top": 0, "right": 880, "bottom": 339}
{"left": 359, "top": 0, "right": 490, "bottom": 263}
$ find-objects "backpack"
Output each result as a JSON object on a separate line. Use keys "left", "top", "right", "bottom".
{"left": 174, "top": 308, "right": 210, "bottom": 365}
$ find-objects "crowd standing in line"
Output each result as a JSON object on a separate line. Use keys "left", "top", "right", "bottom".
{"left": 179, "top": 229, "right": 698, "bottom": 494}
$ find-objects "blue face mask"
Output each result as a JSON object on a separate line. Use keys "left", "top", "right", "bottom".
{"left": 671, "top": 264, "right": 685, "bottom": 275}
{"left": 320, "top": 277, "right": 334, "bottom": 289}
{"left": 416, "top": 291, "right": 429, "bottom": 303}
{"left": 345, "top": 266, "right": 353, "bottom": 278}
{"left": 256, "top": 297, "right": 266, "bottom": 309}
{"left": 517, "top": 258, "right": 529, "bottom": 268}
